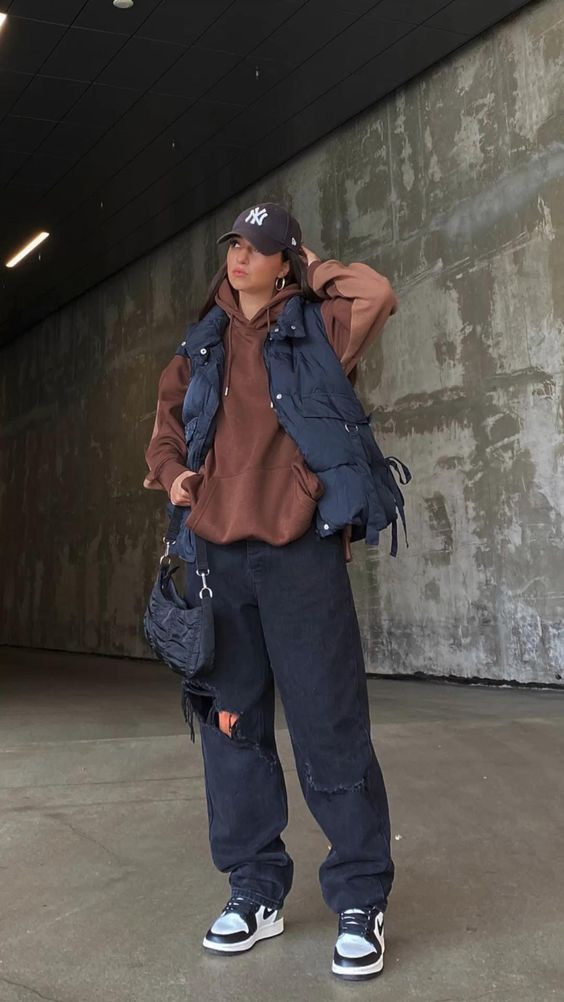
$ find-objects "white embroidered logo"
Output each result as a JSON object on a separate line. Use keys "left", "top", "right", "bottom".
{"left": 245, "top": 206, "right": 268, "bottom": 226}
{"left": 291, "top": 237, "right": 297, "bottom": 245}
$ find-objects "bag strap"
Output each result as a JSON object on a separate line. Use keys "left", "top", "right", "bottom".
{"left": 194, "top": 532, "right": 209, "bottom": 576}
{"left": 163, "top": 505, "right": 211, "bottom": 596}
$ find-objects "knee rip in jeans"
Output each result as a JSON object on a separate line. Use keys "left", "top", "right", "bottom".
{"left": 182, "top": 686, "right": 240, "bottom": 742}
{"left": 181, "top": 679, "right": 254, "bottom": 746}
{"left": 217, "top": 709, "right": 240, "bottom": 737}
{"left": 303, "top": 729, "right": 374, "bottom": 794}
{"left": 181, "top": 682, "right": 278, "bottom": 769}
{"left": 304, "top": 759, "right": 368, "bottom": 794}
{"left": 181, "top": 680, "right": 218, "bottom": 742}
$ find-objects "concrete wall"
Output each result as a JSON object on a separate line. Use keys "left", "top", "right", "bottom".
{"left": 1, "top": 0, "right": 562, "bottom": 684}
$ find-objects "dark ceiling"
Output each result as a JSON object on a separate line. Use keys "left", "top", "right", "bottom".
{"left": 0, "top": 0, "right": 531, "bottom": 345}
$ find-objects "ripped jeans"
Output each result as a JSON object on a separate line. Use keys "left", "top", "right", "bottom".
{"left": 183, "top": 517, "right": 394, "bottom": 914}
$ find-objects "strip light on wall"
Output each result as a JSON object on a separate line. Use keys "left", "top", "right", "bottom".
{"left": 0, "top": 13, "right": 7, "bottom": 28}
{"left": 5, "top": 231, "right": 50, "bottom": 268}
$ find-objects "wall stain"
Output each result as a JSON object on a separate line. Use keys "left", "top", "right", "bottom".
{"left": 1, "top": 0, "right": 563, "bottom": 685}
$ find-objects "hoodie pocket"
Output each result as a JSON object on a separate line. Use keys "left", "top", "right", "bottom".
{"left": 292, "top": 459, "right": 324, "bottom": 507}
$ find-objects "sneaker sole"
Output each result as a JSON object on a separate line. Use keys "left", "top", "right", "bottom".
{"left": 332, "top": 955, "right": 384, "bottom": 980}
{"left": 202, "top": 917, "right": 284, "bottom": 954}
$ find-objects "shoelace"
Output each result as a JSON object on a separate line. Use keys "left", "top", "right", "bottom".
{"left": 223, "top": 894, "right": 254, "bottom": 915}
{"left": 339, "top": 907, "right": 374, "bottom": 937}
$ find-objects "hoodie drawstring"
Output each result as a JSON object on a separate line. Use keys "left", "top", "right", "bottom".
{"left": 224, "top": 313, "right": 234, "bottom": 396}
{"left": 224, "top": 304, "right": 273, "bottom": 398}
{"left": 267, "top": 306, "right": 273, "bottom": 407}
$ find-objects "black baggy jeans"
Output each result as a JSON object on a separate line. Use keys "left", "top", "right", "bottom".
{"left": 183, "top": 517, "right": 394, "bottom": 914}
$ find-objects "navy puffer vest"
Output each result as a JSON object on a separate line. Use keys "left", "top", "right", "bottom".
{"left": 174, "top": 294, "right": 411, "bottom": 555}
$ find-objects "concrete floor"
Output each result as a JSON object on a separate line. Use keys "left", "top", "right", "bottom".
{"left": 1, "top": 647, "right": 563, "bottom": 1002}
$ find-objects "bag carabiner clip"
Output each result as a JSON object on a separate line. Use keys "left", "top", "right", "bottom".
{"left": 160, "top": 538, "right": 173, "bottom": 566}
{"left": 197, "top": 567, "right": 213, "bottom": 599}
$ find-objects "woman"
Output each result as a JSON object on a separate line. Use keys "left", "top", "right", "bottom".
{"left": 144, "top": 202, "right": 400, "bottom": 981}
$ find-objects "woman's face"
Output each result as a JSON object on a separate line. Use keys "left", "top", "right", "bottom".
{"left": 226, "top": 236, "right": 289, "bottom": 295}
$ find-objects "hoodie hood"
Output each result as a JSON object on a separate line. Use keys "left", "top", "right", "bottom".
{"left": 215, "top": 276, "right": 299, "bottom": 396}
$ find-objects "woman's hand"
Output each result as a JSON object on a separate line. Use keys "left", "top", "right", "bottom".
{"left": 170, "top": 470, "right": 196, "bottom": 506}
{"left": 300, "top": 244, "right": 320, "bottom": 267}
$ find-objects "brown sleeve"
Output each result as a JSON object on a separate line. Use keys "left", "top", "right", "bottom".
{"left": 143, "top": 354, "right": 192, "bottom": 494}
{"left": 307, "top": 258, "right": 398, "bottom": 376}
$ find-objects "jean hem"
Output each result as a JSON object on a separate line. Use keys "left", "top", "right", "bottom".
{"left": 230, "top": 885, "right": 285, "bottom": 910}
{"left": 326, "top": 898, "right": 388, "bottom": 915}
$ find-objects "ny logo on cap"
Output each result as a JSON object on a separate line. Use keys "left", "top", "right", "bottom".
{"left": 245, "top": 206, "right": 268, "bottom": 226}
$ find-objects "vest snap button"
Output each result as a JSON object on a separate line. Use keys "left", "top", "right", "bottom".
{"left": 323, "top": 524, "right": 330, "bottom": 531}
{"left": 200, "top": 348, "right": 207, "bottom": 354}
{"left": 276, "top": 393, "right": 282, "bottom": 400}
{"left": 290, "top": 325, "right": 296, "bottom": 330}
{"left": 181, "top": 340, "right": 186, "bottom": 346}
{"left": 274, "top": 327, "right": 280, "bottom": 333}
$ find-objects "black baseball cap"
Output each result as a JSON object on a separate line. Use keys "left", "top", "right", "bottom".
{"left": 217, "top": 202, "right": 302, "bottom": 256}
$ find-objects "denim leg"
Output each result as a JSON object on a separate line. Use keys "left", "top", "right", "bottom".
{"left": 251, "top": 522, "right": 394, "bottom": 914}
{"left": 184, "top": 540, "right": 293, "bottom": 909}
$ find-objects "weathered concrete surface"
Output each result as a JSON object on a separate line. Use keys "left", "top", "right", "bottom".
{"left": 0, "top": 0, "right": 562, "bottom": 682}
{"left": 2, "top": 647, "right": 564, "bottom": 1001}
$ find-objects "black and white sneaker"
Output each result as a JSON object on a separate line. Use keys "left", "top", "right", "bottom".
{"left": 202, "top": 893, "right": 284, "bottom": 954}
{"left": 332, "top": 907, "right": 385, "bottom": 980}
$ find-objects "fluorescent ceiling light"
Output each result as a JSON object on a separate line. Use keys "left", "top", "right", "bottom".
{"left": 0, "top": 13, "right": 7, "bottom": 28}
{"left": 5, "top": 231, "right": 50, "bottom": 268}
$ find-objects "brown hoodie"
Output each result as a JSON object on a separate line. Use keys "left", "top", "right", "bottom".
{"left": 144, "top": 259, "right": 398, "bottom": 558}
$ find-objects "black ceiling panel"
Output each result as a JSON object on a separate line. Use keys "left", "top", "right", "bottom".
{"left": 13, "top": 152, "right": 77, "bottom": 189}
{"left": 205, "top": 13, "right": 414, "bottom": 150}
{"left": 73, "top": 0, "right": 164, "bottom": 35}
{"left": 97, "top": 36, "right": 187, "bottom": 89}
{"left": 63, "top": 83, "right": 139, "bottom": 129}
{"left": 195, "top": 0, "right": 307, "bottom": 54}
{"left": 0, "top": 17, "right": 66, "bottom": 74}
{"left": 165, "top": 101, "right": 249, "bottom": 151}
{"left": 41, "top": 27, "right": 126, "bottom": 81}
{"left": 426, "top": 0, "right": 530, "bottom": 34}
{"left": 0, "top": 147, "right": 27, "bottom": 182}
{"left": 0, "top": 0, "right": 534, "bottom": 345}
{"left": 0, "top": 69, "right": 33, "bottom": 116}
{"left": 10, "top": 75, "right": 89, "bottom": 120}
{"left": 0, "top": 114, "right": 54, "bottom": 153}
{"left": 6, "top": 0, "right": 87, "bottom": 24}
{"left": 204, "top": 57, "right": 296, "bottom": 107}
{"left": 38, "top": 119, "right": 110, "bottom": 159}
{"left": 0, "top": 181, "right": 41, "bottom": 226}
{"left": 336, "top": 0, "right": 390, "bottom": 10}
{"left": 372, "top": 0, "right": 453, "bottom": 22}
{"left": 153, "top": 46, "right": 242, "bottom": 99}
{"left": 252, "top": 4, "right": 360, "bottom": 66}
{"left": 347, "top": 23, "right": 471, "bottom": 101}
{"left": 279, "top": 17, "right": 414, "bottom": 107}
{"left": 136, "top": 0, "right": 236, "bottom": 46}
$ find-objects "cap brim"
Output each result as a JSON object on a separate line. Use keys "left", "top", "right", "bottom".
{"left": 216, "top": 230, "right": 239, "bottom": 245}
{"left": 216, "top": 226, "right": 286, "bottom": 255}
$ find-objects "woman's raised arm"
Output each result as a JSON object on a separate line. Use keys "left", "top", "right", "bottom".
{"left": 306, "top": 255, "right": 398, "bottom": 377}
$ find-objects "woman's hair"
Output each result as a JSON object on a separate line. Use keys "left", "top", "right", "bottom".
{"left": 197, "top": 245, "right": 320, "bottom": 320}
